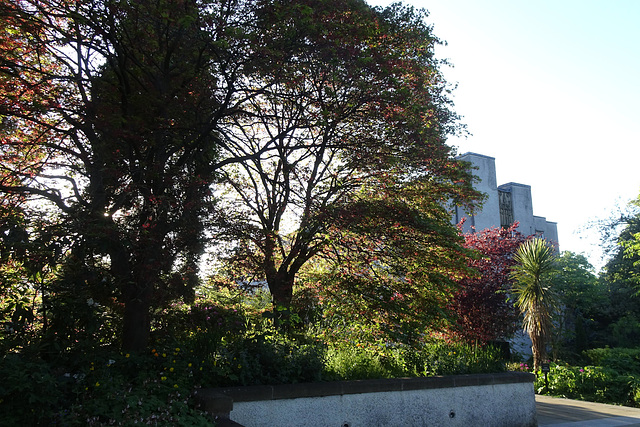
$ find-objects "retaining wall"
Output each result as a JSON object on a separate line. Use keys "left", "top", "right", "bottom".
{"left": 198, "top": 372, "right": 537, "bottom": 427}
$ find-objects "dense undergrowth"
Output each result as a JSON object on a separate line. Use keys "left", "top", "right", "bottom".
{"left": 514, "top": 347, "right": 640, "bottom": 408}
{"left": 0, "top": 289, "right": 506, "bottom": 425}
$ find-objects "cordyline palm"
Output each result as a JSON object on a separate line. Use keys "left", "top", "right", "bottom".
{"left": 511, "top": 238, "right": 558, "bottom": 372}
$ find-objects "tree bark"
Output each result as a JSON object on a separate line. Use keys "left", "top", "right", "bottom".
{"left": 109, "top": 242, "right": 154, "bottom": 353}
{"left": 268, "top": 272, "right": 295, "bottom": 330}
{"left": 122, "top": 281, "right": 153, "bottom": 353}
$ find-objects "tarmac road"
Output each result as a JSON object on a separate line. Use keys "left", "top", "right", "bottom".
{"left": 536, "top": 395, "right": 640, "bottom": 426}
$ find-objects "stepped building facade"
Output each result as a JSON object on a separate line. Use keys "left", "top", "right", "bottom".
{"left": 453, "top": 152, "right": 559, "bottom": 246}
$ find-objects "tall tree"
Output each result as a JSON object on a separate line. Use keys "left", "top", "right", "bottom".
{"left": 0, "top": 0, "right": 294, "bottom": 352}
{"left": 595, "top": 195, "right": 640, "bottom": 347}
{"left": 611, "top": 195, "right": 640, "bottom": 289}
{"left": 213, "top": 0, "right": 480, "bottom": 322}
{"left": 551, "top": 251, "right": 599, "bottom": 355}
{"left": 511, "top": 238, "right": 558, "bottom": 371}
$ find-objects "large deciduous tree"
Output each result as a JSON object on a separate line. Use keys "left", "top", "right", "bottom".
{"left": 550, "top": 251, "right": 599, "bottom": 356}
{"left": 596, "top": 195, "right": 640, "bottom": 347}
{"left": 213, "top": 0, "right": 481, "bottom": 324}
{"left": 611, "top": 195, "right": 640, "bottom": 289}
{"left": 0, "top": 0, "right": 294, "bottom": 352}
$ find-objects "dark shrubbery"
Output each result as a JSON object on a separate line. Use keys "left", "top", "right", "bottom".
{"left": 0, "top": 287, "right": 507, "bottom": 424}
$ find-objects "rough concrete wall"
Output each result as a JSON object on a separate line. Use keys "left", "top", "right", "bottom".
{"left": 500, "top": 182, "right": 535, "bottom": 236}
{"left": 230, "top": 382, "right": 536, "bottom": 427}
{"left": 455, "top": 153, "right": 558, "bottom": 247}
{"left": 533, "top": 216, "right": 559, "bottom": 249}
{"left": 214, "top": 374, "right": 537, "bottom": 427}
{"left": 457, "top": 153, "right": 500, "bottom": 232}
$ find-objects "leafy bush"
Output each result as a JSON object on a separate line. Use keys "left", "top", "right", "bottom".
{"left": 0, "top": 349, "right": 212, "bottom": 426}
{"left": 59, "top": 350, "right": 210, "bottom": 426}
{"left": 324, "top": 343, "right": 396, "bottom": 380}
{"left": 0, "top": 287, "right": 510, "bottom": 424}
{"left": 583, "top": 347, "right": 640, "bottom": 375}
{"left": 534, "top": 362, "right": 640, "bottom": 407}
{"left": 0, "top": 354, "right": 63, "bottom": 425}
{"left": 529, "top": 347, "right": 640, "bottom": 407}
{"left": 205, "top": 331, "right": 326, "bottom": 386}
{"left": 323, "top": 341, "right": 506, "bottom": 380}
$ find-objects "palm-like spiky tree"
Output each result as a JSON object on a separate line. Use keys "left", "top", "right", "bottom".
{"left": 511, "top": 238, "right": 558, "bottom": 371}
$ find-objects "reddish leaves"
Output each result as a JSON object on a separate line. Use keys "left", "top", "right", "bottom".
{"left": 448, "top": 223, "right": 528, "bottom": 344}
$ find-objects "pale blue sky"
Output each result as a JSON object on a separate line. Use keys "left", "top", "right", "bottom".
{"left": 368, "top": 0, "right": 640, "bottom": 269}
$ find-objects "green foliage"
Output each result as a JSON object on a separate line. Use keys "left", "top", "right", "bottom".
{"left": 524, "top": 348, "right": 640, "bottom": 407}
{"left": 213, "top": 0, "right": 480, "bottom": 332}
{"left": 0, "top": 260, "right": 40, "bottom": 351}
{"left": 0, "top": 285, "right": 511, "bottom": 424}
{"left": 0, "top": 350, "right": 211, "bottom": 426}
{"left": 534, "top": 363, "right": 640, "bottom": 407}
{"left": 210, "top": 331, "right": 326, "bottom": 386}
{"left": 412, "top": 342, "right": 506, "bottom": 376}
{"left": 0, "top": 354, "right": 62, "bottom": 425}
{"left": 619, "top": 196, "right": 640, "bottom": 283}
{"left": 583, "top": 347, "right": 640, "bottom": 374}
{"left": 593, "top": 195, "right": 640, "bottom": 350}
{"left": 323, "top": 341, "right": 506, "bottom": 380}
{"left": 57, "top": 349, "right": 210, "bottom": 426}
{"left": 550, "top": 251, "right": 601, "bottom": 359}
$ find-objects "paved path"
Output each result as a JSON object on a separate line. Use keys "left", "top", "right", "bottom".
{"left": 537, "top": 395, "right": 640, "bottom": 426}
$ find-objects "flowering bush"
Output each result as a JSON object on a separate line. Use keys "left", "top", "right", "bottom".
{"left": 0, "top": 349, "right": 211, "bottom": 425}
{"left": 507, "top": 361, "right": 532, "bottom": 372}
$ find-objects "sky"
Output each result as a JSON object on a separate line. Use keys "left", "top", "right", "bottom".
{"left": 367, "top": 0, "right": 640, "bottom": 270}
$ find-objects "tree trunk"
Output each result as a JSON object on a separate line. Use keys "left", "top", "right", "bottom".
{"left": 122, "top": 282, "right": 153, "bottom": 353}
{"left": 530, "top": 330, "right": 546, "bottom": 372}
{"left": 110, "top": 244, "right": 153, "bottom": 353}
{"left": 268, "top": 272, "right": 294, "bottom": 330}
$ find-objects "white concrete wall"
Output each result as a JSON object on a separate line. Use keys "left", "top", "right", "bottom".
{"left": 205, "top": 374, "right": 537, "bottom": 427}
{"left": 501, "top": 183, "right": 535, "bottom": 236}
{"left": 230, "top": 382, "right": 536, "bottom": 427}
{"left": 456, "top": 153, "right": 500, "bottom": 232}
{"left": 455, "top": 153, "right": 558, "bottom": 247}
{"left": 534, "top": 216, "right": 559, "bottom": 249}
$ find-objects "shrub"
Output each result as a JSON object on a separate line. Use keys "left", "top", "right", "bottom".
{"left": 323, "top": 341, "right": 506, "bottom": 381}
{"left": 583, "top": 347, "right": 640, "bottom": 375}
{"left": 323, "top": 343, "right": 397, "bottom": 380}
{"left": 534, "top": 362, "right": 640, "bottom": 407}
{"left": 206, "top": 331, "right": 326, "bottom": 386}
{"left": 0, "top": 349, "right": 212, "bottom": 425}
{"left": 0, "top": 354, "right": 63, "bottom": 425}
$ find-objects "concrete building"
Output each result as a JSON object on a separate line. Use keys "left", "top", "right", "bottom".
{"left": 451, "top": 152, "right": 558, "bottom": 358}
{"left": 453, "top": 152, "right": 559, "bottom": 246}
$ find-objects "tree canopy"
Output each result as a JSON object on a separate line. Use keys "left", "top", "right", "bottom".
{"left": 1, "top": 0, "right": 307, "bottom": 351}
{"left": 211, "top": 0, "right": 480, "bottom": 325}
{"left": 1, "top": 0, "right": 480, "bottom": 350}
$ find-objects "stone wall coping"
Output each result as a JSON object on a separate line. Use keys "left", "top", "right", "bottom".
{"left": 200, "top": 372, "right": 534, "bottom": 403}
